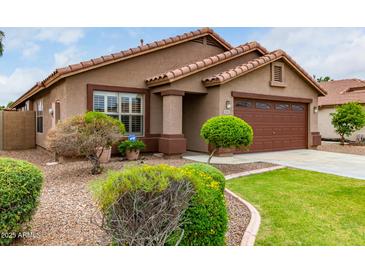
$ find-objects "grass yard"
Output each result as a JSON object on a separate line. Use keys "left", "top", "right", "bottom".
{"left": 226, "top": 168, "right": 365, "bottom": 246}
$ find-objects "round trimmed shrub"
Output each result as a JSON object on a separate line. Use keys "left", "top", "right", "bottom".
{"left": 179, "top": 165, "right": 228, "bottom": 246}
{"left": 182, "top": 163, "right": 225, "bottom": 193}
{"left": 200, "top": 115, "right": 253, "bottom": 163}
{"left": 0, "top": 158, "right": 43, "bottom": 245}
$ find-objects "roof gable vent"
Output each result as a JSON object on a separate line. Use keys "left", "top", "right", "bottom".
{"left": 273, "top": 65, "right": 283, "bottom": 82}
{"left": 270, "top": 62, "right": 287, "bottom": 87}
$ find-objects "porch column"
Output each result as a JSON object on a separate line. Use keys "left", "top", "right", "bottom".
{"left": 158, "top": 90, "right": 187, "bottom": 156}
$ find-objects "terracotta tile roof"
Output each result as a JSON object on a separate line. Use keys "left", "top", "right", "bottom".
{"left": 11, "top": 28, "right": 232, "bottom": 109}
{"left": 202, "top": 50, "right": 327, "bottom": 95}
{"left": 144, "top": 42, "right": 268, "bottom": 87}
{"left": 318, "top": 79, "right": 365, "bottom": 106}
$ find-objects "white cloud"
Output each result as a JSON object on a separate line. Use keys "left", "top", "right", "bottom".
{"left": 54, "top": 46, "right": 85, "bottom": 67}
{"left": 2, "top": 28, "right": 85, "bottom": 59}
{"left": 0, "top": 68, "right": 47, "bottom": 105}
{"left": 36, "top": 28, "right": 84, "bottom": 45}
{"left": 250, "top": 28, "right": 365, "bottom": 79}
{"left": 21, "top": 43, "right": 40, "bottom": 58}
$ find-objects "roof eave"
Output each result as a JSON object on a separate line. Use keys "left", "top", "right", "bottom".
{"left": 202, "top": 55, "right": 327, "bottom": 96}
{"left": 11, "top": 28, "right": 232, "bottom": 109}
{"left": 145, "top": 47, "right": 266, "bottom": 87}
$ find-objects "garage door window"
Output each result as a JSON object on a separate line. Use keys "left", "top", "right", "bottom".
{"left": 275, "top": 103, "right": 290, "bottom": 110}
{"left": 256, "top": 101, "right": 271, "bottom": 110}
{"left": 235, "top": 100, "right": 252, "bottom": 108}
{"left": 292, "top": 104, "right": 305, "bottom": 112}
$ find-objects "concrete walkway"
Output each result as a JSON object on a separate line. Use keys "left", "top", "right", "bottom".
{"left": 183, "top": 149, "right": 365, "bottom": 180}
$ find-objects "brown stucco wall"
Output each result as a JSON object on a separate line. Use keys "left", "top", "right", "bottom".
{"left": 158, "top": 51, "right": 262, "bottom": 93}
{"left": 175, "top": 56, "right": 319, "bottom": 152}
{"left": 32, "top": 80, "right": 67, "bottom": 148}
{"left": 318, "top": 106, "right": 365, "bottom": 141}
{"left": 218, "top": 62, "right": 320, "bottom": 147}
{"left": 1, "top": 111, "right": 35, "bottom": 150}
{"left": 28, "top": 40, "right": 225, "bottom": 148}
{"left": 63, "top": 41, "right": 225, "bottom": 121}
{"left": 182, "top": 88, "right": 220, "bottom": 152}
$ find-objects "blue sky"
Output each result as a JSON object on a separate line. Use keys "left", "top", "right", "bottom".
{"left": 1, "top": 27, "right": 365, "bottom": 105}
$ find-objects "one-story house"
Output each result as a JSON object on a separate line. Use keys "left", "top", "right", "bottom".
{"left": 319, "top": 79, "right": 365, "bottom": 141}
{"left": 10, "top": 28, "right": 326, "bottom": 155}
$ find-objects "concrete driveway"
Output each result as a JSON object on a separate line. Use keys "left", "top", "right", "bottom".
{"left": 183, "top": 149, "right": 365, "bottom": 180}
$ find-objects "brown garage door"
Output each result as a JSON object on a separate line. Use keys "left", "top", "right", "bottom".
{"left": 234, "top": 98, "right": 308, "bottom": 153}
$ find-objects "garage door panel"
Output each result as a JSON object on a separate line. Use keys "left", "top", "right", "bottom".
{"left": 234, "top": 98, "right": 307, "bottom": 153}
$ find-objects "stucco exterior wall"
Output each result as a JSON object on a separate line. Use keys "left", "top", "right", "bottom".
{"left": 218, "top": 62, "right": 320, "bottom": 147}
{"left": 318, "top": 106, "right": 365, "bottom": 141}
{"left": 182, "top": 87, "right": 220, "bottom": 152}
{"left": 64, "top": 41, "right": 225, "bottom": 120}
{"left": 33, "top": 81, "right": 67, "bottom": 148}
{"left": 168, "top": 51, "right": 262, "bottom": 93}
{"left": 30, "top": 41, "right": 225, "bottom": 147}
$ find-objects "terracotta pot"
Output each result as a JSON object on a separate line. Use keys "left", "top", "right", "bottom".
{"left": 208, "top": 144, "right": 234, "bottom": 157}
{"left": 97, "top": 147, "right": 112, "bottom": 163}
{"left": 126, "top": 149, "right": 140, "bottom": 161}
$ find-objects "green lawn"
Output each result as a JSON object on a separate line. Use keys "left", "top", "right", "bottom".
{"left": 226, "top": 168, "right": 365, "bottom": 246}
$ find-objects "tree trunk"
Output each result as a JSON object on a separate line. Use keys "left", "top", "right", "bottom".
{"left": 89, "top": 155, "right": 102, "bottom": 175}
{"left": 340, "top": 135, "right": 345, "bottom": 145}
{"left": 207, "top": 148, "right": 216, "bottom": 164}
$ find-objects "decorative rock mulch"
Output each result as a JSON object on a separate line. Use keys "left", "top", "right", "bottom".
{"left": 225, "top": 192, "right": 251, "bottom": 246}
{"left": 0, "top": 148, "right": 272, "bottom": 246}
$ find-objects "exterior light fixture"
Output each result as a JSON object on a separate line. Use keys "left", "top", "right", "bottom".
{"left": 49, "top": 108, "right": 54, "bottom": 116}
{"left": 313, "top": 106, "right": 318, "bottom": 113}
{"left": 225, "top": 100, "right": 232, "bottom": 110}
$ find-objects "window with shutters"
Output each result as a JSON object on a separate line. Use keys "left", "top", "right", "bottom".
{"left": 93, "top": 91, "right": 144, "bottom": 136}
{"left": 270, "top": 62, "right": 286, "bottom": 87}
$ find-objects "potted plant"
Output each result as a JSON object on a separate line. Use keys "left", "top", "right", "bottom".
{"left": 118, "top": 140, "right": 146, "bottom": 160}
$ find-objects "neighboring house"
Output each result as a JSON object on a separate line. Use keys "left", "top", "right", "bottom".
{"left": 319, "top": 79, "right": 365, "bottom": 141}
{"left": 10, "top": 28, "right": 326, "bottom": 155}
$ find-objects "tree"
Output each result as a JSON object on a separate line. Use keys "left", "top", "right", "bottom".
{"left": 314, "top": 75, "right": 332, "bottom": 82}
{"left": 0, "top": 31, "right": 4, "bottom": 57}
{"left": 47, "top": 112, "right": 125, "bottom": 174}
{"left": 200, "top": 115, "right": 253, "bottom": 164}
{"left": 331, "top": 102, "right": 365, "bottom": 145}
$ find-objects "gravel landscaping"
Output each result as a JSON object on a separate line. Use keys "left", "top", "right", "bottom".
{"left": 317, "top": 142, "right": 365, "bottom": 156}
{"left": 213, "top": 162, "right": 277, "bottom": 175}
{"left": 1, "top": 148, "right": 256, "bottom": 246}
{"left": 225, "top": 192, "right": 251, "bottom": 246}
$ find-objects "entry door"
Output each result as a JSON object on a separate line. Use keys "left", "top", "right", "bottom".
{"left": 234, "top": 98, "right": 308, "bottom": 153}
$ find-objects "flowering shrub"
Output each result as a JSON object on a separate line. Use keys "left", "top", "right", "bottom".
{"left": 91, "top": 163, "right": 228, "bottom": 246}
{"left": 178, "top": 165, "right": 228, "bottom": 246}
{"left": 182, "top": 162, "right": 225, "bottom": 193}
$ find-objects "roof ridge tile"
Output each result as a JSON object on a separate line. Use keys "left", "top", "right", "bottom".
{"left": 145, "top": 41, "right": 268, "bottom": 86}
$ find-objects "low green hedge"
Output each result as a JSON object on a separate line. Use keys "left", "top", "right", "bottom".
{"left": 0, "top": 158, "right": 43, "bottom": 245}
{"left": 91, "top": 163, "right": 228, "bottom": 246}
{"left": 179, "top": 165, "right": 228, "bottom": 246}
{"left": 182, "top": 163, "right": 225, "bottom": 193}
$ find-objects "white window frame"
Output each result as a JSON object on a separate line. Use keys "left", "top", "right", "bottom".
{"left": 36, "top": 99, "right": 44, "bottom": 133}
{"left": 93, "top": 91, "right": 145, "bottom": 136}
